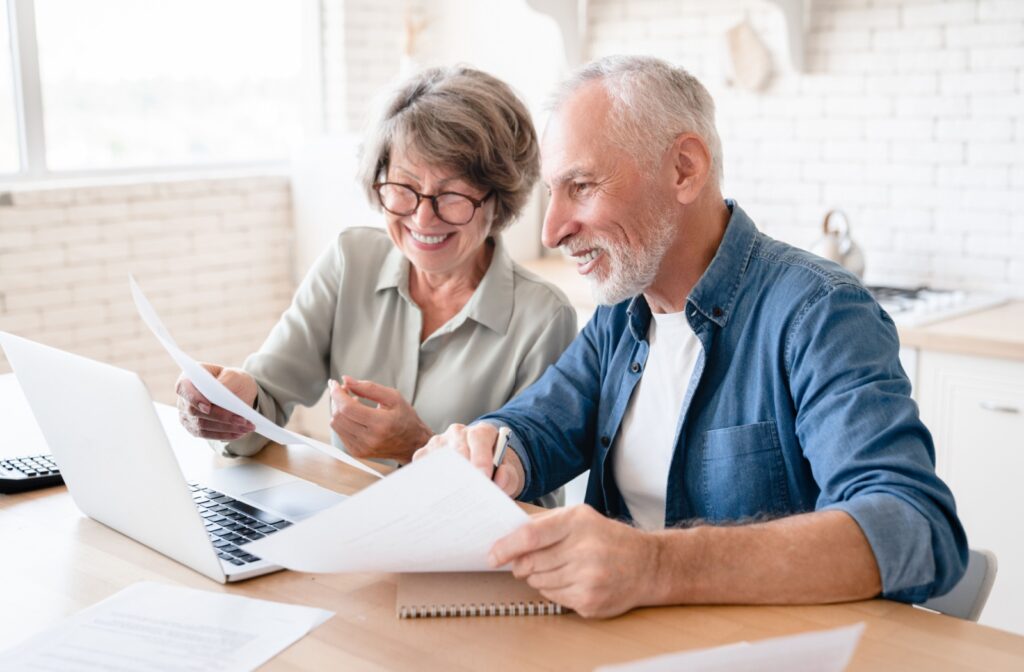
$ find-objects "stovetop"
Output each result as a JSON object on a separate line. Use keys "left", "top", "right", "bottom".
{"left": 867, "top": 285, "right": 1006, "bottom": 328}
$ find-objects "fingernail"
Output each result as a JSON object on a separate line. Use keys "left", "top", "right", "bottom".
{"left": 487, "top": 552, "right": 499, "bottom": 568}
{"left": 198, "top": 402, "right": 211, "bottom": 414}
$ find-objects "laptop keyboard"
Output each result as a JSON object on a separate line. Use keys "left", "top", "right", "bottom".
{"left": 187, "top": 482, "right": 292, "bottom": 568}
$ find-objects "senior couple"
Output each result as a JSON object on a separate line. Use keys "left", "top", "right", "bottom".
{"left": 178, "top": 56, "right": 967, "bottom": 618}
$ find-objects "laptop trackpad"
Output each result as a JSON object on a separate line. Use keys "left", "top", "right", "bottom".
{"left": 242, "top": 481, "right": 346, "bottom": 521}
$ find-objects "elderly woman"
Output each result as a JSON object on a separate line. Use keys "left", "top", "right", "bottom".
{"left": 175, "top": 66, "right": 576, "bottom": 491}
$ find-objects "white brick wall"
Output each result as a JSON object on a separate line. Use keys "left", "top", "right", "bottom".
{"left": 583, "top": 0, "right": 1024, "bottom": 294}
{"left": 0, "top": 174, "right": 294, "bottom": 405}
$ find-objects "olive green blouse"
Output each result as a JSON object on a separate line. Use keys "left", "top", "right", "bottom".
{"left": 225, "top": 227, "right": 576, "bottom": 491}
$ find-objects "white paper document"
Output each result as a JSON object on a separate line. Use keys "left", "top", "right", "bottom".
{"left": 244, "top": 448, "right": 530, "bottom": 572}
{"left": 595, "top": 622, "right": 866, "bottom": 672}
{"left": 129, "top": 276, "right": 381, "bottom": 479}
{"left": 0, "top": 582, "right": 333, "bottom": 672}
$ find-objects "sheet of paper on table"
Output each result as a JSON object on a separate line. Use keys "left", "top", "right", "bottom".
{"left": 244, "top": 448, "right": 530, "bottom": 573}
{"left": 594, "top": 622, "right": 865, "bottom": 672}
{"left": 0, "top": 581, "right": 333, "bottom": 672}
{"left": 129, "top": 275, "right": 382, "bottom": 480}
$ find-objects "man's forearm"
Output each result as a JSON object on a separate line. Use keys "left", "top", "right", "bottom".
{"left": 647, "top": 510, "right": 882, "bottom": 605}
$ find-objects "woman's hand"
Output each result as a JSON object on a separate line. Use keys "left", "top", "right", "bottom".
{"left": 175, "top": 364, "right": 257, "bottom": 441}
{"left": 328, "top": 376, "right": 433, "bottom": 463}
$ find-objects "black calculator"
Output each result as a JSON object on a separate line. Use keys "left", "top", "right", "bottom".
{"left": 0, "top": 455, "right": 64, "bottom": 494}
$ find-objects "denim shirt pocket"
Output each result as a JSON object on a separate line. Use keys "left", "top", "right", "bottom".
{"left": 702, "top": 420, "right": 791, "bottom": 522}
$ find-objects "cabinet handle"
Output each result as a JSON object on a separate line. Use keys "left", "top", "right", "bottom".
{"left": 978, "top": 401, "right": 1021, "bottom": 415}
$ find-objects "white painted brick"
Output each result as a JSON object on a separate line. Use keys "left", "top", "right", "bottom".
{"left": 0, "top": 247, "right": 66, "bottom": 270}
{"left": 968, "top": 94, "right": 1024, "bottom": 120}
{"left": 65, "top": 240, "right": 132, "bottom": 265}
{"left": 9, "top": 188, "right": 74, "bottom": 207}
{"left": 73, "top": 183, "right": 157, "bottom": 203}
{"left": 967, "top": 141, "right": 1024, "bottom": 165}
{"left": 801, "top": 161, "right": 868, "bottom": 183}
{"left": 969, "top": 47, "right": 1024, "bottom": 70}
{"left": 0, "top": 228, "right": 34, "bottom": 250}
{"left": 128, "top": 199, "right": 193, "bottom": 218}
{"left": 823, "top": 7, "right": 900, "bottom": 30}
{"left": 189, "top": 195, "right": 246, "bottom": 214}
{"left": 131, "top": 235, "right": 194, "bottom": 258}
{"left": 0, "top": 206, "right": 66, "bottom": 227}
{"left": 65, "top": 202, "right": 130, "bottom": 221}
{"left": 936, "top": 164, "right": 1010, "bottom": 189}
{"left": 891, "top": 141, "right": 962, "bottom": 163}
{"left": 865, "top": 119, "right": 934, "bottom": 141}
{"left": 0, "top": 310, "right": 43, "bottom": 333}
{"left": 824, "top": 94, "right": 893, "bottom": 118}
{"left": 42, "top": 304, "right": 106, "bottom": 329}
{"left": 935, "top": 208, "right": 1008, "bottom": 234}
{"left": 965, "top": 232, "right": 1017, "bottom": 257}
{"left": 874, "top": 27, "right": 943, "bottom": 50}
{"left": 936, "top": 119, "right": 1014, "bottom": 142}
{"left": 807, "top": 28, "right": 872, "bottom": 51}
{"left": 946, "top": 23, "right": 1024, "bottom": 48}
{"left": 891, "top": 186, "right": 964, "bottom": 210}
{"left": 894, "top": 95, "right": 969, "bottom": 118}
{"left": 866, "top": 74, "right": 938, "bottom": 95}
{"left": 978, "top": 1, "right": 1024, "bottom": 20}
{"left": 794, "top": 118, "right": 865, "bottom": 140}
{"left": 940, "top": 71, "right": 1018, "bottom": 95}
{"left": 897, "top": 50, "right": 968, "bottom": 73}
{"left": 823, "top": 183, "right": 889, "bottom": 207}
{"left": 862, "top": 207, "right": 933, "bottom": 231}
{"left": 799, "top": 75, "right": 866, "bottom": 95}
{"left": 932, "top": 255, "right": 1009, "bottom": 281}
{"left": 821, "top": 51, "right": 895, "bottom": 73}
{"left": 960, "top": 186, "right": 1023, "bottom": 211}
{"left": 902, "top": 1, "right": 976, "bottom": 26}
{"left": 895, "top": 231, "right": 965, "bottom": 255}
{"left": 4, "top": 287, "right": 73, "bottom": 311}
{"left": 865, "top": 163, "right": 936, "bottom": 186}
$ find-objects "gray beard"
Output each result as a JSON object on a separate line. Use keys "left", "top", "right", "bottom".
{"left": 588, "top": 206, "right": 676, "bottom": 306}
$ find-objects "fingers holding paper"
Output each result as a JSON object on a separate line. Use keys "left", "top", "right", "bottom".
{"left": 413, "top": 423, "right": 525, "bottom": 498}
{"left": 175, "top": 363, "right": 257, "bottom": 440}
{"left": 327, "top": 376, "right": 432, "bottom": 463}
{"left": 489, "top": 505, "right": 660, "bottom": 619}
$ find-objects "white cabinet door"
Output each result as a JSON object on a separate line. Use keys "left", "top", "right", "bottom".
{"left": 918, "top": 350, "right": 1024, "bottom": 634}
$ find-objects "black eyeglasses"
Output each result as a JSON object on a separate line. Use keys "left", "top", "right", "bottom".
{"left": 372, "top": 182, "right": 493, "bottom": 226}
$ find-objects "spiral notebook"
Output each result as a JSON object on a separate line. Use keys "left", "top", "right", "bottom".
{"left": 396, "top": 572, "right": 567, "bottom": 618}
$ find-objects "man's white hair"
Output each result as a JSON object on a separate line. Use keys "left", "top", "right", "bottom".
{"left": 549, "top": 55, "right": 724, "bottom": 184}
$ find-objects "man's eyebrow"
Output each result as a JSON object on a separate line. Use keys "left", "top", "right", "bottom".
{"left": 546, "top": 167, "right": 594, "bottom": 189}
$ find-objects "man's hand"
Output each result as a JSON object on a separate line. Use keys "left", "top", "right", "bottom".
{"left": 412, "top": 423, "right": 525, "bottom": 498}
{"left": 175, "top": 364, "right": 257, "bottom": 440}
{"left": 328, "top": 376, "right": 433, "bottom": 463}
{"left": 489, "top": 505, "right": 662, "bottom": 619}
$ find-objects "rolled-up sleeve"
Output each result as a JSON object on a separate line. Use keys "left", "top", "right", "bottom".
{"left": 787, "top": 283, "right": 968, "bottom": 602}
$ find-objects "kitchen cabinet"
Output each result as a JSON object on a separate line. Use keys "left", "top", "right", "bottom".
{"left": 916, "top": 347, "right": 1024, "bottom": 635}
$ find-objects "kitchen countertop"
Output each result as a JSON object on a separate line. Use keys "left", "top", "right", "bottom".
{"left": 522, "top": 256, "right": 1024, "bottom": 362}
{"left": 897, "top": 300, "right": 1024, "bottom": 362}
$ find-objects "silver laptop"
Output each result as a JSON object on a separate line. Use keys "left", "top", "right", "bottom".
{"left": 0, "top": 331, "right": 345, "bottom": 583}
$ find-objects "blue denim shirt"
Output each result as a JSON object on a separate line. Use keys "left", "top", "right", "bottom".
{"left": 481, "top": 201, "right": 967, "bottom": 603}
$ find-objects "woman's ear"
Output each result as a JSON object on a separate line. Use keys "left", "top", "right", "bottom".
{"left": 667, "top": 133, "right": 712, "bottom": 206}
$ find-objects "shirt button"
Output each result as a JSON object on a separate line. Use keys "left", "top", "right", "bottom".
{"left": 630, "top": 362, "right": 641, "bottom": 373}
{"left": 600, "top": 435, "right": 610, "bottom": 447}
{"left": 712, "top": 306, "right": 724, "bottom": 317}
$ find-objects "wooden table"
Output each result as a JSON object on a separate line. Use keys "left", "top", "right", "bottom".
{"left": 2, "top": 376, "right": 1023, "bottom": 671}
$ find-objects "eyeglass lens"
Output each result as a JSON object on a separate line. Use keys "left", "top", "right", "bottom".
{"left": 377, "top": 183, "right": 478, "bottom": 225}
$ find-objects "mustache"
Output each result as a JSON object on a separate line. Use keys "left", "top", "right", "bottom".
{"left": 559, "top": 241, "right": 602, "bottom": 257}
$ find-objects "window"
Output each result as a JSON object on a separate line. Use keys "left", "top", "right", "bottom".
{"left": 3, "top": 0, "right": 315, "bottom": 176}
{"left": 0, "top": 0, "right": 20, "bottom": 172}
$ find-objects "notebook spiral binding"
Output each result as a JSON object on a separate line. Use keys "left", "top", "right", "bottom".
{"left": 398, "top": 601, "right": 564, "bottom": 619}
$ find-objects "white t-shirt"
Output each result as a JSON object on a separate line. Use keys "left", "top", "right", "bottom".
{"left": 611, "top": 309, "right": 702, "bottom": 530}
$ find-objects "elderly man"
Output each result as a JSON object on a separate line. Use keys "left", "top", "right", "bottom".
{"left": 416, "top": 55, "right": 967, "bottom": 618}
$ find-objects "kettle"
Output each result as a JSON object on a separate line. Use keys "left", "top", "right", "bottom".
{"left": 810, "top": 209, "right": 865, "bottom": 279}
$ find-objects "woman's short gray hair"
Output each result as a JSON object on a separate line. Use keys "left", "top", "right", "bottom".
{"left": 550, "top": 55, "right": 723, "bottom": 184}
{"left": 358, "top": 66, "right": 540, "bottom": 233}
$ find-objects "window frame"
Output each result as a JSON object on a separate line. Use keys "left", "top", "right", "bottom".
{"left": 1, "top": 0, "right": 323, "bottom": 184}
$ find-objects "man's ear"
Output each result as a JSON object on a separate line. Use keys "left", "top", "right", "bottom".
{"left": 667, "top": 133, "right": 712, "bottom": 206}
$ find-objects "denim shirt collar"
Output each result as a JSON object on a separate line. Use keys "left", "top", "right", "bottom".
{"left": 625, "top": 199, "right": 757, "bottom": 341}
